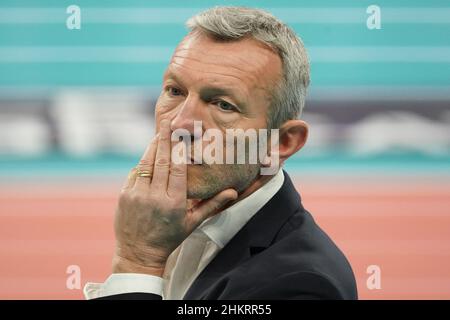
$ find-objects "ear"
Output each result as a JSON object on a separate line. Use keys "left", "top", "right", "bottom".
{"left": 277, "top": 119, "right": 309, "bottom": 165}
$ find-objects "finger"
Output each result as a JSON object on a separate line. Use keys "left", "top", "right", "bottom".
{"left": 134, "top": 134, "right": 158, "bottom": 189}
{"left": 190, "top": 189, "right": 238, "bottom": 226}
{"left": 151, "top": 119, "right": 171, "bottom": 191}
{"left": 121, "top": 167, "right": 138, "bottom": 191}
{"left": 167, "top": 141, "right": 187, "bottom": 200}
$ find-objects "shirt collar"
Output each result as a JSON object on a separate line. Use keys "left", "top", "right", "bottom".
{"left": 198, "top": 169, "right": 285, "bottom": 249}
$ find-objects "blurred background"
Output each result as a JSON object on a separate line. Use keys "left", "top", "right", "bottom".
{"left": 0, "top": 0, "right": 449, "bottom": 299}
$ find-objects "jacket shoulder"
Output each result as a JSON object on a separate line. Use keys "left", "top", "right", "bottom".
{"left": 221, "top": 208, "right": 358, "bottom": 300}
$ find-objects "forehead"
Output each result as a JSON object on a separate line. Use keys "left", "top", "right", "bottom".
{"left": 166, "top": 33, "right": 282, "bottom": 96}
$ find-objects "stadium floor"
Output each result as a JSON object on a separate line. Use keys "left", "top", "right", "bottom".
{"left": 0, "top": 174, "right": 449, "bottom": 299}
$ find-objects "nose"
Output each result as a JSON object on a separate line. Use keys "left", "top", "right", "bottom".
{"left": 170, "top": 95, "right": 204, "bottom": 139}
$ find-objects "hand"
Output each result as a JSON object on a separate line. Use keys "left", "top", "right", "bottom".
{"left": 112, "top": 119, "right": 238, "bottom": 276}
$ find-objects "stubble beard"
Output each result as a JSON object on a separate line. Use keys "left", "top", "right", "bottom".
{"left": 186, "top": 163, "right": 260, "bottom": 200}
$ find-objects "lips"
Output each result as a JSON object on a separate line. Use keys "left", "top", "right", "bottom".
{"left": 189, "top": 157, "right": 203, "bottom": 165}
{"left": 189, "top": 152, "right": 203, "bottom": 164}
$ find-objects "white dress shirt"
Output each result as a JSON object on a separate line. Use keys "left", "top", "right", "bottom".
{"left": 84, "top": 169, "right": 284, "bottom": 300}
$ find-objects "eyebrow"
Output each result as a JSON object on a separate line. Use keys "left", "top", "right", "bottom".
{"left": 164, "top": 70, "right": 248, "bottom": 111}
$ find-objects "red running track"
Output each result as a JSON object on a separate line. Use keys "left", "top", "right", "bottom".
{"left": 0, "top": 175, "right": 449, "bottom": 299}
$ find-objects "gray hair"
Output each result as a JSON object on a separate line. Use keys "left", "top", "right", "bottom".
{"left": 186, "top": 6, "right": 310, "bottom": 129}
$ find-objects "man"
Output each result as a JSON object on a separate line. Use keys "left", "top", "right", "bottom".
{"left": 84, "top": 6, "right": 357, "bottom": 300}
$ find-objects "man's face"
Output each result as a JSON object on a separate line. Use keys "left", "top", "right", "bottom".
{"left": 155, "top": 32, "right": 283, "bottom": 199}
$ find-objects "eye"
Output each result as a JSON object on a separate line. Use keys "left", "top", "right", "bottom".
{"left": 214, "top": 100, "right": 238, "bottom": 112}
{"left": 167, "top": 86, "right": 183, "bottom": 97}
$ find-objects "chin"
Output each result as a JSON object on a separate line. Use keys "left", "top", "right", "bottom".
{"left": 186, "top": 165, "right": 207, "bottom": 199}
{"left": 186, "top": 165, "right": 225, "bottom": 200}
{"left": 186, "top": 185, "right": 214, "bottom": 200}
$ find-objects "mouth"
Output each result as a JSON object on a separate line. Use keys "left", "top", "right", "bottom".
{"left": 189, "top": 154, "right": 204, "bottom": 164}
{"left": 188, "top": 157, "right": 203, "bottom": 166}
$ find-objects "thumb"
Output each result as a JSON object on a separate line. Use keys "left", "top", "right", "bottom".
{"left": 191, "top": 189, "right": 238, "bottom": 226}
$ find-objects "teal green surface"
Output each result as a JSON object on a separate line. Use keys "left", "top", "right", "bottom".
{"left": 1, "top": 62, "right": 449, "bottom": 86}
{"left": 0, "top": 1, "right": 448, "bottom": 88}
{"left": 1, "top": 0, "right": 449, "bottom": 8}
{"left": 1, "top": 24, "right": 449, "bottom": 46}
{"left": 0, "top": 153, "right": 448, "bottom": 178}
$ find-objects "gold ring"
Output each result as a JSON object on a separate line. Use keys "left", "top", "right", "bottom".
{"left": 136, "top": 168, "right": 152, "bottom": 178}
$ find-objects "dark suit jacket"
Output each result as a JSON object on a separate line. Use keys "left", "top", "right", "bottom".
{"left": 101, "top": 171, "right": 358, "bottom": 300}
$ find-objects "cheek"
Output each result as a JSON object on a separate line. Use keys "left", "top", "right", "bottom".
{"left": 155, "top": 99, "right": 180, "bottom": 121}
{"left": 209, "top": 109, "right": 241, "bottom": 129}
{"left": 154, "top": 110, "right": 175, "bottom": 135}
